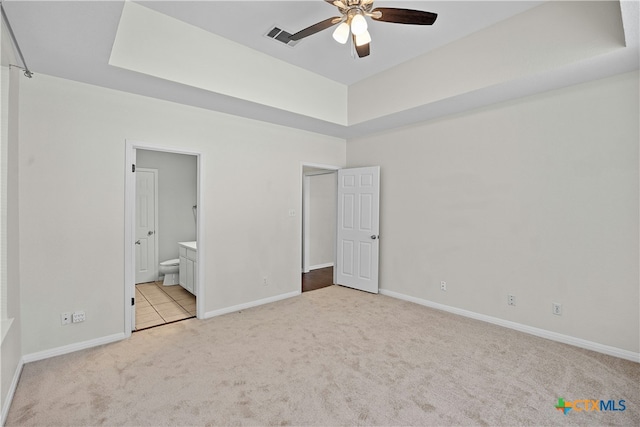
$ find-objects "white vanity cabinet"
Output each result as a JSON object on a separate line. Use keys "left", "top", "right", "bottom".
{"left": 178, "top": 241, "right": 197, "bottom": 296}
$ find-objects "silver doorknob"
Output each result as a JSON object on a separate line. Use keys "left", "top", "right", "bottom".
{"left": 135, "top": 240, "right": 141, "bottom": 245}
{"left": 147, "top": 231, "right": 154, "bottom": 236}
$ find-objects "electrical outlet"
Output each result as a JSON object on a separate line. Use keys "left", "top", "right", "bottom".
{"left": 61, "top": 312, "right": 71, "bottom": 325}
{"left": 72, "top": 311, "right": 85, "bottom": 323}
{"left": 552, "top": 303, "right": 562, "bottom": 316}
{"left": 440, "top": 281, "right": 447, "bottom": 291}
{"left": 507, "top": 294, "right": 516, "bottom": 306}
{"left": 263, "top": 277, "right": 268, "bottom": 286}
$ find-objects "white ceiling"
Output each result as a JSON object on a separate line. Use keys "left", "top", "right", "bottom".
{"left": 138, "top": 1, "right": 544, "bottom": 85}
{"left": 2, "top": 1, "right": 638, "bottom": 138}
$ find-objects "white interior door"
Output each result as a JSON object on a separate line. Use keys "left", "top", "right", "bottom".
{"left": 135, "top": 168, "right": 158, "bottom": 284}
{"left": 336, "top": 166, "right": 380, "bottom": 293}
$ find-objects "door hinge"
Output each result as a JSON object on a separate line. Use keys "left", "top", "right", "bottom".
{"left": 131, "top": 297, "right": 135, "bottom": 306}
{"left": 132, "top": 164, "right": 136, "bottom": 172}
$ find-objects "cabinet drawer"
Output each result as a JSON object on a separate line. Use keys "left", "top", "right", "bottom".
{"left": 179, "top": 247, "right": 187, "bottom": 257}
{"left": 186, "top": 248, "right": 196, "bottom": 261}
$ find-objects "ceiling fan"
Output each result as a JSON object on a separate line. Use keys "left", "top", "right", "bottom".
{"left": 289, "top": 0, "right": 438, "bottom": 58}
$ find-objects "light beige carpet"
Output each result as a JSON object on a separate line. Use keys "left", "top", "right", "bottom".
{"left": 6, "top": 285, "right": 639, "bottom": 426}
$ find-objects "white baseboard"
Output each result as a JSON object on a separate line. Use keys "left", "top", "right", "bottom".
{"left": 204, "top": 290, "right": 300, "bottom": 319}
{"left": 380, "top": 289, "right": 640, "bottom": 363}
{"left": 22, "top": 332, "right": 126, "bottom": 364}
{"left": 1, "top": 357, "right": 24, "bottom": 426}
{"left": 309, "top": 263, "right": 334, "bottom": 271}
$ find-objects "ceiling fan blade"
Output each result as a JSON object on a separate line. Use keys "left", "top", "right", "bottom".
{"left": 353, "top": 34, "right": 370, "bottom": 58}
{"left": 289, "top": 16, "right": 342, "bottom": 41}
{"left": 325, "top": 0, "right": 347, "bottom": 10}
{"left": 371, "top": 8, "right": 438, "bottom": 25}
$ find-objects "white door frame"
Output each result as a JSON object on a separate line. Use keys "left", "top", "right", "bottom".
{"left": 301, "top": 162, "right": 340, "bottom": 281}
{"left": 125, "top": 139, "right": 205, "bottom": 336}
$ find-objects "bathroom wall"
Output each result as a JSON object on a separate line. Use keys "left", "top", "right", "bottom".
{"left": 136, "top": 150, "right": 197, "bottom": 267}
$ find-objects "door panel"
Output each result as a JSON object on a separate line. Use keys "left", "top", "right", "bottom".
{"left": 342, "top": 194, "right": 354, "bottom": 229}
{"left": 336, "top": 166, "right": 380, "bottom": 293}
{"left": 359, "top": 242, "right": 372, "bottom": 279}
{"left": 342, "top": 240, "right": 354, "bottom": 276}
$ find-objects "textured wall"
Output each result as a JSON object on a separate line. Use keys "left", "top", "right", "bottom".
{"left": 18, "top": 74, "right": 346, "bottom": 355}
{"left": 348, "top": 71, "right": 639, "bottom": 353}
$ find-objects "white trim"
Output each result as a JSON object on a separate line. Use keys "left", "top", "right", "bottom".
{"left": 0, "top": 317, "right": 13, "bottom": 344}
{"left": 204, "top": 291, "right": 300, "bottom": 319}
{"left": 309, "top": 262, "right": 334, "bottom": 271}
{"left": 1, "top": 356, "right": 23, "bottom": 426}
{"left": 195, "top": 152, "right": 205, "bottom": 319}
{"left": 125, "top": 139, "right": 206, "bottom": 338}
{"left": 302, "top": 175, "right": 310, "bottom": 273}
{"left": 380, "top": 289, "right": 640, "bottom": 363}
{"left": 124, "top": 143, "right": 136, "bottom": 334}
{"left": 301, "top": 162, "right": 342, "bottom": 171}
{"left": 22, "top": 332, "right": 126, "bottom": 364}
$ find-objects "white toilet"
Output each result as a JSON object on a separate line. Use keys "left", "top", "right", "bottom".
{"left": 159, "top": 259, "right": 180, "bottom": 286}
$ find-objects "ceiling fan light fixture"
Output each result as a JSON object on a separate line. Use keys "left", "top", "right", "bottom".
{"left": 332, "top": 22, "right": 350, "bottom": 44}
{"left": 354, "top": 30, "right": 371, "bottom": 47}
{"left": 289, "top": 1, "right": 438, "bottom": 59}
{"left": 350, "top": 13, "right": 368, "bottom": 35}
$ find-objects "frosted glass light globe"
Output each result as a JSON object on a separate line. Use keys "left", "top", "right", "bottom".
{"left": 332, "top": 22, "right": 350, "bottom": 44}
{"left": 350, "top": 13, "right": 368, "bottom": 36}
{"left": 355, "top": 30, "right": 371, "bottom": 46}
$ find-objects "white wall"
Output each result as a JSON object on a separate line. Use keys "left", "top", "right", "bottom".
{"left": 308, "top": 173, "right": 336, "bottom": 268}
{"left": 18, "top": 73, "right": 346, "bottom": 355}
{"left": 110, "top": 2, "right": 347, "bottom": 125}
{"left": 136, "top": 150, "right": 197, "bottom": 266}
{"left": 347, "top": 71, "right": 639, "bottom": 354}
{"left": 1, "top": 18, "right": 22, "bottom": 421}
{"left": 348, "top": 1, "right": 625, "bottom": 125}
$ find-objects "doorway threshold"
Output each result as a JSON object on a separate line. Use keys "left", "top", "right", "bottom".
{"left": 134, "top": 282, "right": 196, "bottom": 330}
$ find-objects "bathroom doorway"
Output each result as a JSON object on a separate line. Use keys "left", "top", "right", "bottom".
{"left": 134, "top": 150, "right": 197, "bottom": 330}
{"left": 301, "top": 164, "right": 338, "bottom": 293}
{"left": 124, "top": 140, "right": 204, "bottom": 336}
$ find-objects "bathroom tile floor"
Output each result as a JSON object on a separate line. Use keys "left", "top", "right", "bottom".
{"left": 135, "top": 282, "right": 196, "bottom": 331}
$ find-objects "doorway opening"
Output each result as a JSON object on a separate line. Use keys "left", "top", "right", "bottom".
{"left": 301, "top": 164, "right": 339, "bottom": 293}
{"left": 134, "top": 150, "right": 197, "bottom": 330}
{"left": 125, "top": 140, "right": 205, "bottom": 336}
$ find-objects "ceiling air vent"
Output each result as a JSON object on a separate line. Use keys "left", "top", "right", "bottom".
{"left": 265, "top": 27, "right": 299, "bottom": 47}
